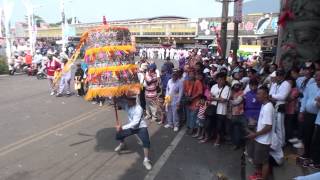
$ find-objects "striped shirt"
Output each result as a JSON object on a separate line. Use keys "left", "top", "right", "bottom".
{"left": 197, "top": 104, "right": 207, "bottom": 120}
{"left": 145, "top": 72, "right": 158, "bottom": 99}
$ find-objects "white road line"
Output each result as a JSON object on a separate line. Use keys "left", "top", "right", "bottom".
{"left": 144, "top": 128, "right": 186, "bottom": 180}
{"left": 0, "top": 108, "right": 106, "bottom": 156}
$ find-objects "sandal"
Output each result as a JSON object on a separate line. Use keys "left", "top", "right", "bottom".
{"left": 309, "top": 163, "right": 320, "bottom": 170}
{"left": 197, "top": 136, "right": 204, "bottom": 140}
{"left": 199, "top": 139, "right": 209, "bottom": 144}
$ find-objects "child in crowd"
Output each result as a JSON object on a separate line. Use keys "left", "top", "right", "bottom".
{"left": 74, "top": 63, "right": 85, "bottom": 96}
{"left": 193, "top": 96, "right": 207, "bottom": 140}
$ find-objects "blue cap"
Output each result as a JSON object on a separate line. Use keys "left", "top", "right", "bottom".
{"left": 148, "top": 63, "right": 157, "bottom": 70}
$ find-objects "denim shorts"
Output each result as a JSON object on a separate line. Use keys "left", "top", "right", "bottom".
{"left": 116, "top": 127, "right": 150, "bottom": 148}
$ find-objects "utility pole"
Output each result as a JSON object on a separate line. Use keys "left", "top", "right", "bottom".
{"left": 220, "top": 0, "right": 229, "bottom": 60}
{"left": 233, "top": 0, "right": 242, "bottom": 62}
{"left": 60, "top": 0, "right": 66, "bottom": 52}
{"left": 216, "top": 0, "right": 238, "bottom": 60}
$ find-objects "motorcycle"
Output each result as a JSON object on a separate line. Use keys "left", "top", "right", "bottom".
{"left": 36, "top": 65, "right": 47, "bottom": 80}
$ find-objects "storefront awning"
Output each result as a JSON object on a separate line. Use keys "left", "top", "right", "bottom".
{"left": 194, "top": 35, "right": 216, "bottom": 40}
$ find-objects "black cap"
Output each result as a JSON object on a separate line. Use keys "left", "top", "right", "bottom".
{"left": 276, "top": 69, "right": 286, "bottom": 77}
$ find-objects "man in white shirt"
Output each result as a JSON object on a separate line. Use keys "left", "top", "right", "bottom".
{"left": 247, "top": 86, "right": 274, "bottom": 180}
{"left": 114, "top": 96, "right": 152, "bottom": 170}
{"left": 210, "top": 72, "right": 231, "bottom": 146}
{"left": 269, "top": 70, "right": 291, "bottom": 147}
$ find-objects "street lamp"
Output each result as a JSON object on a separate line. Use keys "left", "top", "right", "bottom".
{"left": 60, "top": 0, "right": 72, "bottom": 52}
{"left": 22, "top": 0, "right": 43, "bottom": 55}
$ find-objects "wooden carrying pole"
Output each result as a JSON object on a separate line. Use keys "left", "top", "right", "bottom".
{"left": 114, "top": 100, "right": 121, "bottom": 127}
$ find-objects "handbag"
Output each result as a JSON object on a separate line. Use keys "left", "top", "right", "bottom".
{"left": 181, "top": 82, "right": 195, "bottom": 105}
{"left": 74, "top": 82, "right": 81, "bottom": 90}
{"left": 204, "top": 86, "right": 226, "bottom": 117}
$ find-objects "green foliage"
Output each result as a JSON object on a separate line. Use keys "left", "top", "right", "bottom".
{"left": 0, "top": 56, "right": 8, "bottom": 74}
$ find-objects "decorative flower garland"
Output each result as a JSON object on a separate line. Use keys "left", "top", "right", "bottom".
{"left": 85, "top": 45, "right": 134, "bottom": 56}
{"left": 85, "top": 83, "right": 141, "bottom": 100}
{"left": 87, "top": 64, "right": 138, "bottom": 75}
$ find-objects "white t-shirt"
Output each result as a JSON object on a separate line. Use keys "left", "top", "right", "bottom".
{"left": 210, "top": 84, "right": 231, "bottom": 115}
{"left": 255, "top": 102, "right": 274, "bottom": 145}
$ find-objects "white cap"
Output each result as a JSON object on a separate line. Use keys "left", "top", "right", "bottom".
{"left": 231, "top": 80, "right": 241, "bottom": 87}
{"left": 270, "top": 71, "right": 277, "bottom": 78}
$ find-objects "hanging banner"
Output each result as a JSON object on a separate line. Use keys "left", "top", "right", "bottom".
{"left": 233, "top": 0, "right": 243, "bottom": 23}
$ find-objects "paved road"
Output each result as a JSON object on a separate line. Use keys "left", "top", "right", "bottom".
{"left": 0, "top": 72, "right": 314, "bottom": 180}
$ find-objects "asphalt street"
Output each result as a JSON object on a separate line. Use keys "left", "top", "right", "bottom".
{"left": 0, "top": 60, "right": 315, "bottom": 180}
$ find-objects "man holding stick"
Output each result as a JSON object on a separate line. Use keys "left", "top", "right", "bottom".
{"left": 114, "top": 95, "right": 152, "bottom": 170}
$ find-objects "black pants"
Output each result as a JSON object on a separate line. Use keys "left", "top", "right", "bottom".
{"left": 205, "top": 115, "right": 216, "bottom": 138}
{"left": 216, "top": 115, "right": 227, "bottom": 138}
{"left": 311, "top": 125, "right": 320, "bottom": 164}
{"left": 77, "top": 83, "right": 85, "bottom": 96}
{"left": 302, "top": 112, "right": 317, "bottom": 158}
{"left": 139, "top": 88, "right": 146, "bottom": 111}
{"left": 284, "top": 114, "right": 298, "bottom": 141}
{"left": 231, "top": 115, "right": 247, "bottom": 146}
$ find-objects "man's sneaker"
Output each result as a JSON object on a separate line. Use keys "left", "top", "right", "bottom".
{"left": 293, "top": 142, "right": 304, "bottom": 149}
{"left": 164, "top": 124, "right": 173, "bottom": 129}
{"left": 143, "top": 159, "right": 152, "bottom": 170}
{"left": 173, "top": 127, "right": 179, "bottom": 132}
{"left": 289, "top": 138, "right": 300, "bottom": 144}
{"left": 99, "top": 102, "right": 103, "bottom": 107}
{"left": 50, "top": 92, "right": 55, "bottom": 96}
{"left": 92, "top": 101, "right": 98, "bottom": 105}
{"left": 56, "top": 93, "right": 63, "bottom": 97}
{"left": 114, "top": 143, "right": 125, "bottom": 152}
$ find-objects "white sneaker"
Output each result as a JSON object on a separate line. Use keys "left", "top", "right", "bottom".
{"left": 164, "top": 124, "right": 173, "bottom": 129}
{"left": 289, "top": 138, "right": 299, "bottom": 144}
{"left": 173, "top": 127, "right": 179, "bottom": 132}
{"left": 293, "top": 142, "right": 304, "bottom": 149}
{"left": 92, "top": 101, "right": 98, "bottom": 105}
{"left": 99, "top": 102, "right": 103, "bottom": 107}
{"left": 143, "top": 160, "right": 152, "bottom": 170}
{"left": 50, "top": 92, "right": 55, "bottom": 96}
{"left": 114, "top": 143, "right": 125, "bottom": 152}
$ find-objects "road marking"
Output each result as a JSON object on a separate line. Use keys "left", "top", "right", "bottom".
{"left": 144, "top": 128, "right": 186, "bottom": 180}
{"left": 0, "top": 108, "right": 105, "bottom": 156}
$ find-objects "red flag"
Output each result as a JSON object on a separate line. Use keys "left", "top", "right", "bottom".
{"left": 103, "top": 16, "right": 107, "bottom": 25}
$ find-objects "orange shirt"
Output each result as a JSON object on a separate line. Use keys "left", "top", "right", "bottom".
{"left": 184, "top": 80, "right": 204, "bottom": 110}
{"left": 25, "top": 55, "right": 32, "bottom": 65}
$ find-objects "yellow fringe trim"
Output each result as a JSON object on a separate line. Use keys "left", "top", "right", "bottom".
{"left": 85, "top": 45, "right": 134, "bottom": 56}
{"left": 85, "top": 83, "right": 141, "bottom": 100}
{"left": 88, "top": 64, "right": 138, "bottom": 75}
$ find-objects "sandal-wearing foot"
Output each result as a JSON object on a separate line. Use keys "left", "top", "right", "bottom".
{"left": 192, "top": 134, "right": 199, "bottom": 138}
{"left": 309, "top": 163, "right": 320, "bottom": 170}
{"left": 199, "top": 139, "right": 208, "bottom": 144}
{"left": 197, "top": 136, "right": 204, "bottom": 140}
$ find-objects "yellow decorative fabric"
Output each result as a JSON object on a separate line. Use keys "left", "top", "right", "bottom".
{"left": 87, "top": 64, "right": 138, "bottom": 75}
{"left": 85, "top": 83, "right": 141, "bottom": 100}
{"left": 85, "top": 45, "right": 134, "bottom": 56}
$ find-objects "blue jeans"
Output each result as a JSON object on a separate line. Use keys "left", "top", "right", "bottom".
{"left": 116, "top": 127, "right": 150, "bottom": 148}
{"left": 186, "top": 108, "right": 197, "bottom": 129}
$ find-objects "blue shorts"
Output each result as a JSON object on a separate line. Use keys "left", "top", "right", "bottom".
{"left": 116, "top": 127, "right": 150, "bottom": 148}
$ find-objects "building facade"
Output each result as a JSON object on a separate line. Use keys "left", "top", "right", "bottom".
{"left": 16, "top": 14, "right": 279, "bottom": 51}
